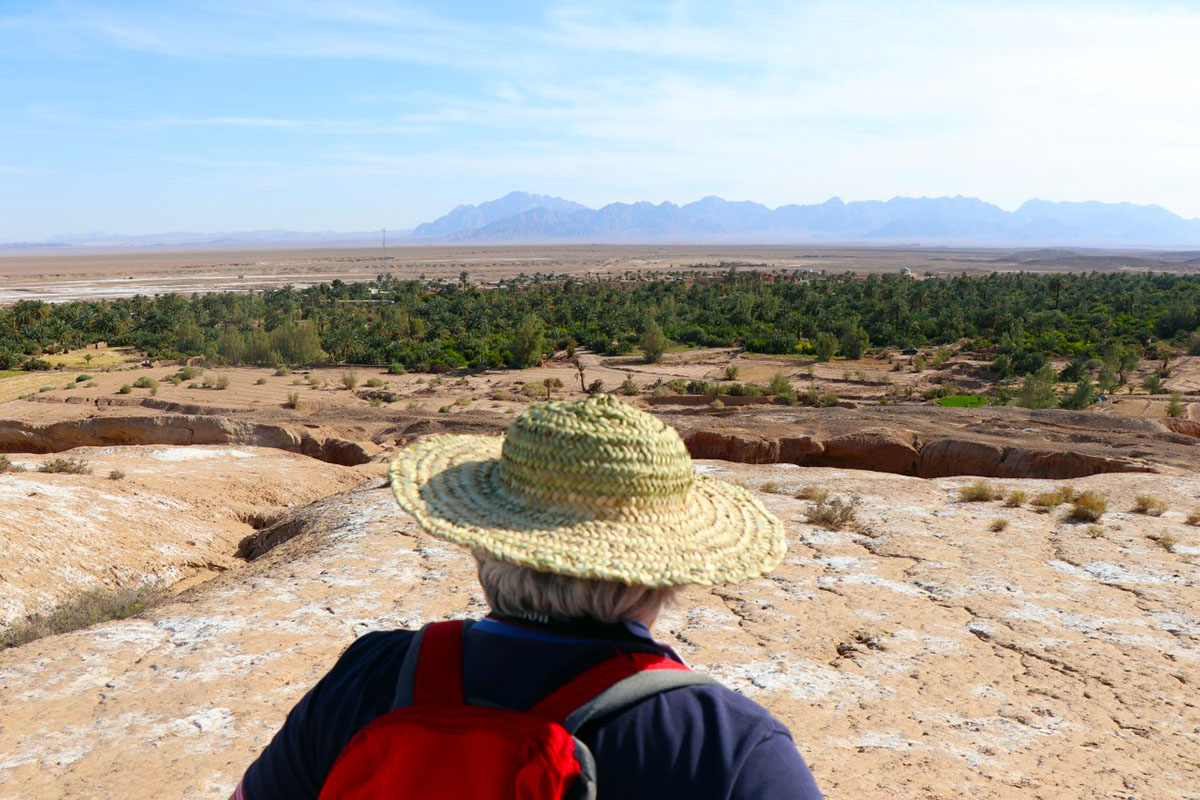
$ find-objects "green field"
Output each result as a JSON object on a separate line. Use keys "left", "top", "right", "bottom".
{"left": 936, "top": 395, "right": 987, "bottom": 408}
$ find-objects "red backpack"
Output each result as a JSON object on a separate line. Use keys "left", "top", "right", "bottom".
{"left": 318, "top": 619, "right": 715, "bottom": 800}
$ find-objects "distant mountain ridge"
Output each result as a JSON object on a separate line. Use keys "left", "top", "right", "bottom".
{"left": 411, "top": 192, "right": 1200, "bottom": 247}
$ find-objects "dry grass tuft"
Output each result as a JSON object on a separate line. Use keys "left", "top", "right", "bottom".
{"left": 1133, "top": 495, "right": 1168, "bottom": 516}
{"left": 1149, "top": 534, "right": 1177, "bottom": 552}
{"left": 989, "top": 518, "right": 1009, "bottom": 532}
{"left": 1004, "top": 490, "right": 1027, "bottom": 507}
{"left": 759, "top": 481, "right": 786, "bottom": 494}
{"left": 958, "top": 481, "right": 1000, "bottom": 502}
{"left": 796, "top": 486, "right": 830, "bottom": 502}
{"left": 37, "top": 458, "right": 92, "bottom": 474}
{"left": 1031, "top": 489, "right": 1067, "bottom": 512}
{"left": 1086, "top": 524, "right": 1105, "bottom": 538}
{"left": 1187, "top": 511, "right": 1200, "bottom": 526}
{"left": 1068, "top": 490, "right": 1108, "bottom": 522}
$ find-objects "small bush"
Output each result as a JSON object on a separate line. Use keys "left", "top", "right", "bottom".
{"left": 201, "top": 375, "right": 215, "bottom": 388}
{"left": 759, "top": 481, "right": 785, "bottom": 494}
{"left": 804, "top": 497, "right": 860, "bottom": 531}
{"left": 118, "top": 384, "right": 132, "bottom": 394}
{"left": 175, "top": 366, "right": 203, "bottom": 381}
{"left": 1, "top": 585, "right": 163, "bottom": 648}
{"left": 1133, "top": 495, "right": 1168, "bottom": 516}
{"left": 520, "top": 382, "right": 546, "bottom": 399}
{"left": 958, "top": 481, "right": 1000, "bottom": 502}
{"left": 387, "top": 362, "right": 406, "bottom": 375}
{"left": 37, "top": 458, "right": 92, "bottom": 474}
{"left": 0, "top": 455, "right": 25, "bottom": 473}
{"left": 274, "top": 365, "right": 291, "bottom": 376}
{"left": 489, "top": 389, "right": 522, "bottom": 402}
{"left": 75, "top": 374, "right": 92, "bottom": 382}
{"left": 1031, "top": 490, "right": 1066, "bottom": 512}
{"left": 307, "top": 374, "right": 321, "bottom": 388}
{"left": 366, "top": 377, "right": 385, "bottom": 388}
{"left": 1166, "top": 392, "right": 1184, "bottom": 418}
{"left": 132, "top": 376, "right": 158, "bottom": 390}
{"left": 1057, "top": 484, "right": 1078, "bottom": 503}
{"left": 455, "top": 395, "right": 472, "bottom": 406}
{"left": 586, "top": 379, "right": 605, "bottom": 395}
{"left": 215, "top": 375, "right": 230, "bottom": 390}
{"left": 284, "top": 392, "right": 300, "bottom": 409}
{"left": 38, "top": 385, "right": 54, "bottom": 393}
{"left": 818, "top": 392, "right": 839, "bottom": 407}
{"left": 724, "top": 365, "right": 740, "bottom": 381}
{"left": 796, "top": 486, "right": 830, "bottom": 502}
{"left": 1068, "top": 490, "right": 1108, "bottom": 522}
{"left": 108, "top": 469, "right": 125, "bottom": 480}
{"left": 187, "top": 382, "right": 199, "bottom": 389}
{"left": 1186, "top": 511, "right": 1200, "bottom": 526}
{"left": 438, "top": 405, "right": 451, "bottom": 413}
{"left": 1086, "top": 524, "right": 1104, "bottom": 538}
{"left": 255, "top": 377, "right": 267, "bottom": 385}
{"left": 369, "top": 397, "right": 383, "bottom": 407}
{"left": 1005, "top": 490, "right": 1027, "bottom": 507}
{"left": 989, "top": 518, "right": 1009, "bottom": 532}
{"left": 619, "top": 377, "right": 639, "bottom": 396}
{"left": 341, "top": 371, "right": 359, "bottom": 390}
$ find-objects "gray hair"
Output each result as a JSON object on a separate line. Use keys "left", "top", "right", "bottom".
{"left": 474, "top": 554, "right": 677, "bottom": 626}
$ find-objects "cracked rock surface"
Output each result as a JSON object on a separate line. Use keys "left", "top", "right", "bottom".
{"left": 1, "top": 463, "right": 1198, "bottom": 799}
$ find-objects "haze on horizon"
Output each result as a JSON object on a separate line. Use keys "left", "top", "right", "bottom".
{"left": 2, "top": 0, "right": 1199, "bottom": 241}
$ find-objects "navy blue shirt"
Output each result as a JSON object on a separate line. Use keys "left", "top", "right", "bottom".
{"left": 242, "top": 616, "right": 822, "bottom": 799}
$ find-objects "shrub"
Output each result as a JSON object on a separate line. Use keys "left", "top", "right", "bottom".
{"left": 640, "top": 320, "right": 667, "bottom": 363}
{"left": 438, "top": 405, "right": 450, "bottom": 413}
{"left": 187, "top": 382, "right": 199, "bottom": 389}
{"left": 366, "top": 377, "right": 385, "bottom": 388}
{"left": 1031, "top": 490, "right": 1066, "bottom": 512}
{"left": 274, "top": 365, "right": 291, "bottom": 376}
{"left": 387, "top": 362, "right": 406, "bottom": 375}
{"left": 307, "top": 374, "right": 321, "bottom": 388}
{"left": 958, "top": 481, "right": 1000, "bottom": 502}
{"left": 1166, "top": 392, "right": 1184, "bottom": 418}
{"left": 520, "top": 382, "right": 546, "bottom": 399}
{"left": 215, "top": 375, "right": 230, "bottom": 390}
{"left": 818, "top": 392, "right": 839, "bottom": 407}
{"left": 1086, "top": 524, "right": 1104, "bottom": 538}
{"left": 284, "top": 392, "right": 300, "bottom": 409}
{"left": 1057, "top": 485, "right": 1078, "bottom": 503}
{"left": 38, "top": 385, "right": 54, "bottom": 393}
{"left": 75, "top": 374, "right": 92, "bottom": 382}
{"left": 804, "top": 497, "right": 860, "bottom": 531}
{"left": 341, "top": 371, "right": 359, "bottom": 390}
{"left": 724, "top": 365, "right": 740, "bottom": 381}
{"left": 768, "top": 372, "right": 791, "bottom": 396}
{"left": 1068, "top": 490, "right": 1108, "bottom": 521}
{"left": 796, "top": 486, "right": 830, "bottom": 502}
{"left": 1186, "top": 511, "right": 1200, "bottom": 526}
{"left": 989, "top": 518, "right": 1009, "bottom": 532}
{"left": 1, "top": 584, "right": 164, "bottom": 648}
{"left": 118, "top": 384, "right": 132, "bottom": 394}
{"left": 174, "top": 366, "right": 203, "bottom": 381}
{"left": 759, "top": 481, "right": 785, "bottom": 494}
{"left": 455, "top": 395, "right": 472, "bottom": 406}
{"left": 585, "top": 379, "right": 605, "bottom": 395}
{"left": 201, "top": 375, "right": 215, "bottom": 388}
{"left": 255, "top": 377, "right": 267, "bottom": 385}
{"left": 369, "top": 397, "right": 383, "bottom": 407}
{"left": 0, "top": 455, "right": 24, "bottom": 473}
{"left": 619, "top": 377, "right": 639, "bottom": 396}
{"left": 132, "top": 376, "right": 158, "bottom": 390}
{"left": 1133, "top": 495, "right": 1167, "bottom": 516}
{"left": 1150, "top": 534, "right": 1176, "bottom": 551}
{"left": 1142, "top": 374, "right": 1164, "bottom": 394}
{"left": 1005, "top": 490, "right": 1027, "bottom": 507}
{"left": 108, "top": 469, "right": 125, "bottom": 480}
{"left": 37, "top": 458, "right": 92, "bottom": 474}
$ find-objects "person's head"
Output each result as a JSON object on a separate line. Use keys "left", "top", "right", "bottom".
{"left": 391, "top": 395, "right": 786, "bottom": 602}
{"left": 474, "top": 552, "right": 678, "bottom": 627}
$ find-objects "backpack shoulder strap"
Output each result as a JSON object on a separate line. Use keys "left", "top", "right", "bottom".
{"left": 527, "top": 650, "right": 720, "bottom": 733}
{"left": 391, "top": 619, "right": 475, "bottom": 709}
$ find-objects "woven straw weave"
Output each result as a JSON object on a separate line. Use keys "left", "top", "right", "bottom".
{"left": 389, "top": 394, "right": 786, "bottom": 587}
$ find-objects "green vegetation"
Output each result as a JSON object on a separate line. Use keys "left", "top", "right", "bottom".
{"left": 2, "top": 585, "right": 163, "bottom": 649}
{"left": 1166, "top": 391, "right": 1184, "bottom": 418}
{"left": 640, "top": 319, "right": 667, "bottom": 363}
{"left": 989, "top": 518, "right": 1009, "bottom": 532}
{"left": 132, "top": 376, "right": 158, "bottom": 391}
{"left": 935, "top": 394, "right": 986, "bottom": 408}
{"left": 0, "top": 455, "right": 23, "bottom": 473}
{"left": 37, "top": 458, "right": 92, "bottom": 474}
{"left": 284, "top": 391, "right": 300, "bottom": 409}
{"left": 804, "top": 497, "right": 860, "bottom": 530}
{"left": 118, "top": 383, "right": 132, "bottom": 394}
{"left": 0, "top": 272, "right": 1194, "bottom": 389}
{"left": 1005, "top": 490, "right": 1027, "bottom": 507}
{"left": 341, "top": 370, "right": 359, "bottom": 390}
{"left": 1031, "top": 490, "right": 1067, "bottom": 512}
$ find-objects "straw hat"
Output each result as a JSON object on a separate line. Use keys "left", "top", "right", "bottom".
{"left": 388, "top": 394, "right": 786, "bottom": 587}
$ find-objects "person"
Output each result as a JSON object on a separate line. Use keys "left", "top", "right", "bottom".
{"left": 233, "top": 394, "right": 823, "bottom": 798}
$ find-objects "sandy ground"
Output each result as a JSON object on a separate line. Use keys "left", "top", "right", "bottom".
{"left": 2, "top": 244, "right": 1198, "bottom": 303}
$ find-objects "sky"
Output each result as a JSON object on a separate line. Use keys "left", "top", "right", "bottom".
{"left": 2, "top": 0, "right": 1200, "bottom": 240}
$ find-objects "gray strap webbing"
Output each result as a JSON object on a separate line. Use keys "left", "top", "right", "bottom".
{"left": 391, "top": 620, "right": 475, "bottom": 710}
{"left": 563, "top": 669, "right": 720, "bottom": 734}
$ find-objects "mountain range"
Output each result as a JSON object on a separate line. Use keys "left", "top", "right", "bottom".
{"left": 409, "top": 192, "right": 1200, "bottom": 247}
{"left": 12, "top": 192, "right": 1200, "bottom": 251}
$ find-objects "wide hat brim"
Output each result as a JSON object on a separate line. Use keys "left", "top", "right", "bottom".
{"left": 389, "top": 434, "right": 786, "bottom": 587}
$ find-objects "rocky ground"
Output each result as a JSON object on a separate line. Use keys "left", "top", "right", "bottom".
{"left": 0, "top": 464, "right": 1197, "bottom": 799}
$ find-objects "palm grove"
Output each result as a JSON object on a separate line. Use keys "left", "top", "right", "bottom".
{"left": 1, "top": 271, "right": 1197, "bottom": 408}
